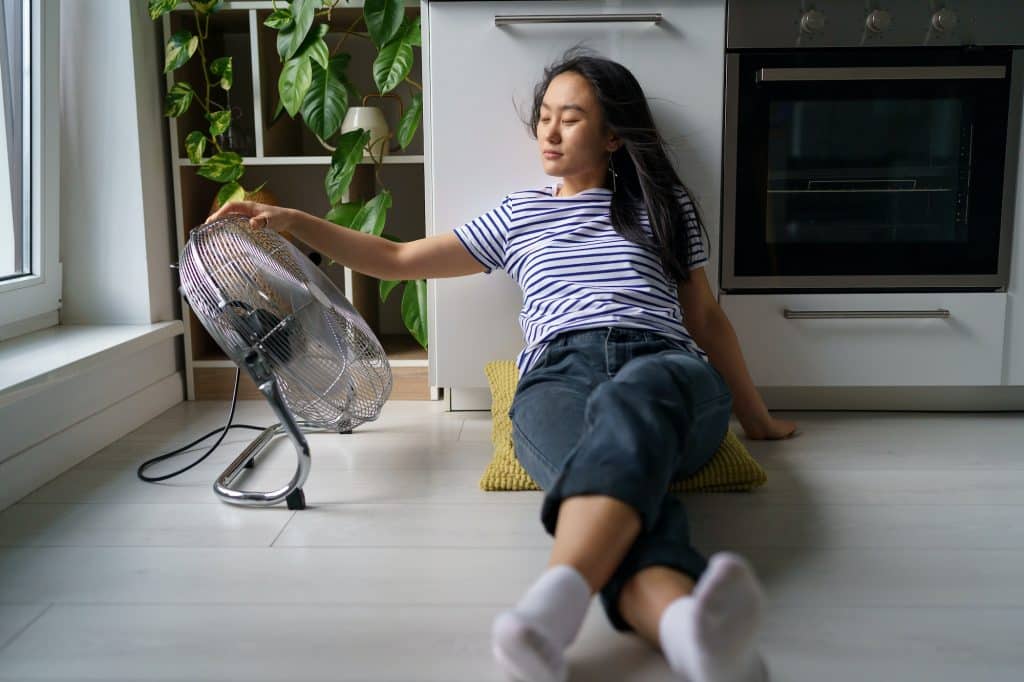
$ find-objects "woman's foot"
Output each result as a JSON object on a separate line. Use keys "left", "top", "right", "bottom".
{"left": 491, "top": 564, "right": 591, "bottom": 682}
{"left": 658, "top": 552, "right": 768, "bottom": 681}
{"left": 492, "top": 609, "right": 569, "bottom": 682}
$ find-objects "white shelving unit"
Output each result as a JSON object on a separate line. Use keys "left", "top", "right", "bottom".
{"left": 162, "top": 1, "right": 437, "bottom": 401}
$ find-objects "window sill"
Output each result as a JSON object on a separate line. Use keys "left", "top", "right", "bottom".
{"left": 0, "top": 321, "right": 184, "bottom": 409}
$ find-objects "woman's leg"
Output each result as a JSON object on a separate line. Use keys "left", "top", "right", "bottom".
{"left": 619, "top": 565, "right": 696, "bottom": 647}
{"left": 509, "top": 338, "right": 647, "bottom": 593}
{"left": 511, "top": 335, "right": 732, "bottom": 612}
{"left": 494, "top": 338, "right": 638, "bottom": 682}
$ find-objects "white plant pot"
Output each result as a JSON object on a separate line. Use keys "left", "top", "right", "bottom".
{"left": 341, "top": 106, "right": 390, "bottom": 159}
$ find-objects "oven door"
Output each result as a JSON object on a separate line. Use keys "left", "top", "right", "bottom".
{"left": 722, "top": 49, "right": 1022, "bottom": 292}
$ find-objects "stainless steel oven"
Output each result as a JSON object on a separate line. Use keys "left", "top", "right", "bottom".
{"left": 722, "top": 1, "right": 1024, "bottom": 292}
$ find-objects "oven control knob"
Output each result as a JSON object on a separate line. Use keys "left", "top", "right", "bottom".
{"left": 866, "top": 9, "right": 892, "bottom": 33}
{"left": 800, "top": 9, "right": 825, "bottom": 34}
{"left": 931, "top": 8, "right": 958, "bottom": 33}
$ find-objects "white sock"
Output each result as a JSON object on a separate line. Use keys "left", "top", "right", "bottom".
{"left": 491, "top": 564, "right": 592, "bottom": 682}
{"left": 658, "top": 552, "right": 769, "bottom": 682}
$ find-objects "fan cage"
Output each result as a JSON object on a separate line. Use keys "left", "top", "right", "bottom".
{"left": 179, "top": 215, "right": 393, "bottom": 431}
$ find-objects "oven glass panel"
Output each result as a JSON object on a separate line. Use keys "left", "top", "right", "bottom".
{"left": 767, "top": 96, "right": 967, "bottom": 245}
{"left": 732, "top": 50, "right": 1013, "bottom": 281}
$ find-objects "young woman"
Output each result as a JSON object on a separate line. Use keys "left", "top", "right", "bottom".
{"left": 208, "top": 48, "right": 796, "bottom": 682}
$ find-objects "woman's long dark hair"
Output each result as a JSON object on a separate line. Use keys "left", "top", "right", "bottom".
{"left": 519, "top": 46, "right": 711, "bottom": 284}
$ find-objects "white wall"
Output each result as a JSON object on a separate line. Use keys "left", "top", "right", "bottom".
{"left": 0, "top": 1, "right": 185, "bottom": 511}
{"left": 59, "top": 0, "right": 178, "bottom": 324}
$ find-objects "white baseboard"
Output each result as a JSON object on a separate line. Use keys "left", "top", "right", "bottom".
{"left": 447, "top": 387, "right": 491, "bottom": 411}
{"left": 0, "top": 372, "right": 184, "bottom": 511}
{"left": 760, "top": 386, "right": 1024, "bottom": 411}
{"left": 444, "top": 384, "right": 1024, "bottom": 413}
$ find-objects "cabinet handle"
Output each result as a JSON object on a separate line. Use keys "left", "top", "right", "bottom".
{"left": 757, "top": 66, "right": 1005, "bottom": 83}
{"left": 783, "top": 308, "right": 951, "bottom": 319}
{"left": 494, "top": 13, "right": 663, "bottom": 26}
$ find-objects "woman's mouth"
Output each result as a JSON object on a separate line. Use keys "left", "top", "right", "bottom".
{"left": 543, "top": 152, "right": 563, "bottom": 159}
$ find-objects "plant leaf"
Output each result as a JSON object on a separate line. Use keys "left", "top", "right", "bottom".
{"left": 197, "top": 151, "right": 244, "bottom": 183}
{"left": 185, "top": 130, "right": 207, "bottom": 164}
{"left": 406, "top": 15, "right": 421, "bottom": 47}
{"left": 324, "top": 128, "right": 370, "bottom": 205}
{"left": 364, "top": 0, "right": 405, "bottom": 49}
{"left": 349, "top": 190, "right": 392, "bottom": 236}
{"left": 279, "top": 55, "right": 313, "bottom": 118}
{"left": 246, "top": 180, "right": 269, "bottom": 197}
{"left": 277, "top": 0, "right": 316, "bottom": 61}
{"left": 206, "top": 109, "right": 232, "bottom": 137}
{"left": 263, "top": 8, "right": 293, "bottom": 30}
{"left": 191, "top": 0, "right": 221, "bottom": 15}
{"left": 379, "top": 279, "right": 401, "bottom": 303}
{"left": 164, "top": 30, "right": 198, "bottom": 74}
{"left": 396, "top": 92, "right": 422, "bottom": 149}
{"left": 373, "top": 33, "right": 414, "bottom": 94}
{"left": 301, "top": 54, "right": 351, "bottom": 140}
{"left": 148, "top": 0, "right": 178, "bottom": 21}
{"left": 401, "top": 279, "right": 428, "bottom": 349}
{"left": 216, "top": 181, "right": 245, "bottom": 208}
{"left": 325, "top": 201, "right": 363, "bottom": 228}
{"left": 305, "top": 34, "right": 330, "bottom": 71}
{"left": 271, "top": 97, "right": 286, "bottom": 125}
{"left": 164, "top": 82, "right": 195, "bottom": 117}
{"left": 293, "top": 23, "right": 329, "bottom": 67}
{"left": 209, "top": 56, "right": 233, "bottom": 90}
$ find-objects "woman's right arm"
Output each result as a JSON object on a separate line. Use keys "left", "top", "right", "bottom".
{"left": 205, "top": 201, "right": 486, "bottom": 280}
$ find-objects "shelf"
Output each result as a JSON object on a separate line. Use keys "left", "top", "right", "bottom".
{"left": 166, "top": 1, "right": 431, "bottom": 400}
{"left": 194, "top": 364, "right": 430, "bottom": 400}
{"left": 177, "top": 155, "right": 424, "bottom": 166}
{"left": 255, "top": 6, "right": 423, "bottom": 158}
{"left": 379, "top": 334, "right": 427, "bottom": 363}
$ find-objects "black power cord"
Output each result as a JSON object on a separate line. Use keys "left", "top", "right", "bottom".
{"left": 137, "top": 367, "right": 268, "bottom": 482}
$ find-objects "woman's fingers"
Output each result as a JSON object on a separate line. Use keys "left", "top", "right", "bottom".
{"left": 206, "top": 200, "right": 255, "bottom": 224}
{"left": 203, "top": 201, "right": 291, "bottom": 234}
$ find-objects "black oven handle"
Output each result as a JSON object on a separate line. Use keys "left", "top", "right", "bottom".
{"left": 757, "top": 66, "right": 1006, "bottom": 83}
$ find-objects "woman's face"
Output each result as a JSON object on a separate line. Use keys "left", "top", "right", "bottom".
{"left": 537, "top": 72, "right": 619, "bottom": 182}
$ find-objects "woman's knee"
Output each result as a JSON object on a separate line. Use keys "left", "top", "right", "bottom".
{"left": 614, "top": 351, "right": 728, "bottom": 407}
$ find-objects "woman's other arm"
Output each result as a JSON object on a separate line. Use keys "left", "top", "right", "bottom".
{"left": 679, "top": 267, "right": 798, "bottom": 440}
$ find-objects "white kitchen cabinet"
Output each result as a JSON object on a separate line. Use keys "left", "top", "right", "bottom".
{"left": 423, "top": 0, "right": 727, "bottom": 395}
{"left": 1004, "top": 83, "right": 1024, "bottom": 387}
{"left": 720, "top": 292, "right": 1008, "bottom": 387}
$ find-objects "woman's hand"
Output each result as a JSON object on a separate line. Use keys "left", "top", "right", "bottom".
{"left": 205, "top": 200, "right": 296, "bottom": 234}
{"left": 741, "top": 414, "right": 799, "bottom": 440}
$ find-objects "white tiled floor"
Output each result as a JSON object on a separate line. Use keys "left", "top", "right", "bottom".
{"left": 1, "top": 400, "right": 1023, "bottom": 681}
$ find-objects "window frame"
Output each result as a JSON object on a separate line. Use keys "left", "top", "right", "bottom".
{"left": 0, "top": 0, "right": 60, "bottom": 336}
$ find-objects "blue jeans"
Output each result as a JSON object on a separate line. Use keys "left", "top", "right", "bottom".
{"left": 508, "top": 327, "right": 734, "bottom": 633}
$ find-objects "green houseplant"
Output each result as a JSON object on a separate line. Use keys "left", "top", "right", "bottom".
{"left": 151, "top": 0, "right": 427, "bottom": 349}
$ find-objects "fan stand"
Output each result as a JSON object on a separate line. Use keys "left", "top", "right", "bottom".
{"left": 212, "top": 349, "right": 350, "bottom": 510}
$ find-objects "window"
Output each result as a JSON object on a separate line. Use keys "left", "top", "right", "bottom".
{"left": 0, "top": 0, "right": 60, "bottom": 336}
{"left": 0, "top": 0, "right": 28, "bottom": 282}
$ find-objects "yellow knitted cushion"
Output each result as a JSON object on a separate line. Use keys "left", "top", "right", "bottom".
{"left": 479, "top": 360, "right": 767, "bottom": 492}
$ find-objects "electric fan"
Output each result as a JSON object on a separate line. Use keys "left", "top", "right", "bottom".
{"left": 177, "top": 214, "right": 393, "bottom": 509}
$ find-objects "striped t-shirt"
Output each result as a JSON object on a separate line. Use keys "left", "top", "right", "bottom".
{"left": 453, "top": 181, "right": 710, "bottom": 376}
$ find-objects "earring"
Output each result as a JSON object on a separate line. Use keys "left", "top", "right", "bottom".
{"left": 608, "top": 156, "right": 618, "bottom": 192}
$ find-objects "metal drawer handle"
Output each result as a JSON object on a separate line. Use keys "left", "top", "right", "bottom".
{"left": 494, "top": 13, "right": 663, "bottom": 26}
{"left": 783, "top": 308, "right": 951, "bottom": 319}
{"left": 757, "top": 66, "right": 1006, "bottom": 83}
